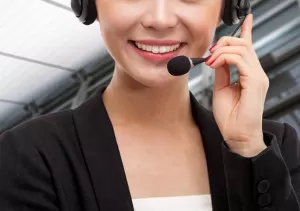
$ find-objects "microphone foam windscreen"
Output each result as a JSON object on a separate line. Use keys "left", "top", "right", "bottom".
{"left": 167, "top": 56, "right": 191, "bottom": 76}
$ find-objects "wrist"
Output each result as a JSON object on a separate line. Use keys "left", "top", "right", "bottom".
{"left": 231, "top": 143, "right": 267, "bottom": 157}
{"left": 227, "top": 137, "right": 267, "bottom": 157}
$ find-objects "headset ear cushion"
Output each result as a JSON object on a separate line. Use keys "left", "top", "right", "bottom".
{"left": 71, "top": 0, "right": 97, "bottom": 25}
{"left": 222, "top": 0, "right": 239, "bottom": 26}
{"left": 82, "top": 0, "right": 97, "bottom": 25}
{"left": 71, "top": 0, "right": 82, "bottom": 17}
{"left": 222, "top": 0, "right": 251, "bottom": 26}
{"left": 237, "top": 0, "right": 251, "bottom": 18}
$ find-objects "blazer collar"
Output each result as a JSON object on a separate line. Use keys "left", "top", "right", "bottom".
{"left": 73, "top": 86, "right": 228, "bottom": 211}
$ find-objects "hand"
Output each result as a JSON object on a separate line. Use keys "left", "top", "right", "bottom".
{"left": 205, "top": 14, "right": 269, "bottom": 157}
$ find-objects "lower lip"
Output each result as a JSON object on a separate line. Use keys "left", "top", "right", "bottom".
{"left": 129, "top": 41, "right": 185, "bottom": 63}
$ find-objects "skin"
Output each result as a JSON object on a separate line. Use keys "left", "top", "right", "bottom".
{"left": 97, "top": 0, "right": 223, "bottom": 127}
{"left": 94, "top": 0, "right": 269, "bottom": 198}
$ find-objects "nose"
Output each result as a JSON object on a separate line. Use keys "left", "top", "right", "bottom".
{"left": 141, "top": 0, "right": 179, "bottom": 31}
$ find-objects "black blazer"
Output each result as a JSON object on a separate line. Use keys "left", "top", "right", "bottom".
{"left": 0, "top": 86, "right": 299, "bottom": 211}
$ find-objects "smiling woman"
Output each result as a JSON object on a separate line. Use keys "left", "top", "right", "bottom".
{"left": 0, "top": 0, "right": 300, "bottom": 211}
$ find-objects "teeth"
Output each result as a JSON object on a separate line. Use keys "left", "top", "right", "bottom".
{"left": 134, "top": 42, "right": 181, "bottom": 53}
{"left": 153, "top": 46, "right": 159, "bottom": 53}
{"left": 159, "top": 46, "right": 166, "bottom": 53}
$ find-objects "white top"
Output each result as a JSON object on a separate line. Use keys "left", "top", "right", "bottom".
{"left": 132, "top": 194, "right": 212, "bottom": 211}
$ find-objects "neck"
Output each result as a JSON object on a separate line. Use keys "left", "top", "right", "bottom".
{"left": 102, "top": 71, "right": 193, "bottom": 127}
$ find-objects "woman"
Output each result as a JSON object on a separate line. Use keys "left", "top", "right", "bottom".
{"left": 0, "top": 0, "right": 299, "bottom": 210}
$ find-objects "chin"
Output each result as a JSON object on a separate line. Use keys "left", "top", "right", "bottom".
{"left": 130, "top": 66, "right": 180, "bottom": 88}
{"left": 139, "top": 78, "right": 173, "bottom": 88}
{"left": 114, "top": 57, "right": 187, "bottom": 89}
{"left": 137, "top": 75, "right": 188, "bottom": 89}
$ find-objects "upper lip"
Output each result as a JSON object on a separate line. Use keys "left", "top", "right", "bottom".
{"left": 133, "top": 40, "right": 183, "bottom": 45}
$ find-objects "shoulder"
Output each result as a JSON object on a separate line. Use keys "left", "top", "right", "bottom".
{"left": 0, "top": 109, "right": 74, "bottom": 150}
{"left": 0, "top": 111, "right": 73, "bottom": 210}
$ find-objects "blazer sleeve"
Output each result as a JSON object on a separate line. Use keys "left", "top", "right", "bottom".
{"left": 222, "top": 123, "right": 300, "bottom": 211}
{"left": 0, "top": 129, "right": 60, "bottom": 211}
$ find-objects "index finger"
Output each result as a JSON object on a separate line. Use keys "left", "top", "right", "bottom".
{"left": 240, "top": 14, "right": 253, "bottom": 42}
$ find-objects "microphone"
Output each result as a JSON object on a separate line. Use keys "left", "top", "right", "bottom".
{"left": 167, "top": 16, "right": 246, "bottom": 76}
{"left": 167, "top": 56, "right": 208, "bottom": 76}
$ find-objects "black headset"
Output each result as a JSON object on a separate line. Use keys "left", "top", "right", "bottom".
{"left": 71, "top": 0, "right": 251, "bottom": 26}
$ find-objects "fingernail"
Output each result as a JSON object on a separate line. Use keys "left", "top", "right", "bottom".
{"left": 205, "top": 55, "right": 212, "bottom": 63}
{"left": 209, "top": 60, "right": 215, "bottom": 66}
{"left": 209, "top": 43, "right": 218, "bottom": 51}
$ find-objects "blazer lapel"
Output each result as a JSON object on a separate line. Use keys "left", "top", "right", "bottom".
{"left": 190, "top": 94, "right": 229, "bottom": 211}
{"left": 73, "top": 87, "right": 134, "bottom": 211}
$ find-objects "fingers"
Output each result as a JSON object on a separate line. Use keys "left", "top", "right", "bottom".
{"left": 210, "top": 36, "right": 252, "bottom": 53}
{"left": 208, "top": 52, "right": 269, "bottom": 90}
{"left": 208, "top": 53, "right": 250, "bottom": 77}
{"left": 205, "top": 14, "right": 268, "bottom": 91}
{"left": 206, "top": 46, "right": 251, "bottom": 66}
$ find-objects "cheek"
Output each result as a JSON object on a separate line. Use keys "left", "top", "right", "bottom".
{"left": 97, "top": 2, "right": 142, "bottom": 36}
{"left": 191, "top": 22, "right": 216, "bottom": 51}
{"left": 181, "top": 8, "right": 219, "bottom": 57}
{"left": 97, "top": 5, "right": 136, "bottom": 58}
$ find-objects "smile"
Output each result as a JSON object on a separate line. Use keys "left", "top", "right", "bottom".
{"left": 129, "top": 40, "right": 186, "bottom": 63}
{"left": 134, "top": 41, "right": 181, "bottom": 54}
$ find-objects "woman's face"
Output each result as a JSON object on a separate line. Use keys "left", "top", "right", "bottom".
{"left": 96, "top": 0, "right": 222, "bottom": 87}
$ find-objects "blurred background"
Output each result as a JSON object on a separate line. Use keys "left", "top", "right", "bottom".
{"left": 1, "top": 0, "right": 300, "bottom": 136}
